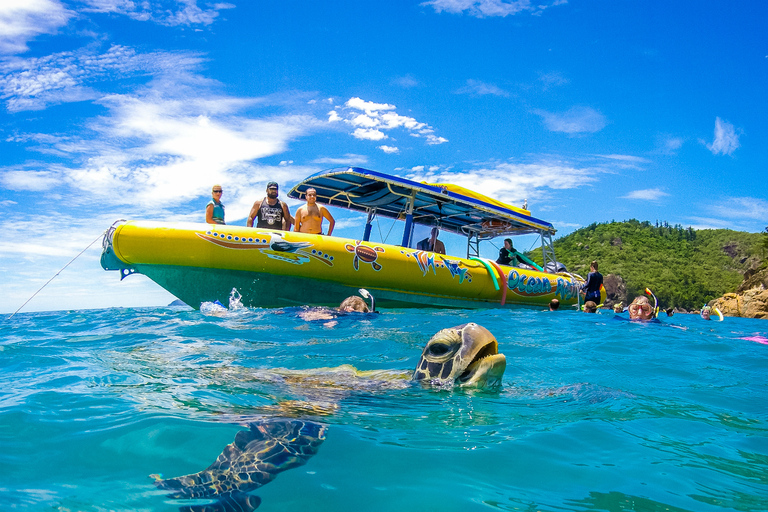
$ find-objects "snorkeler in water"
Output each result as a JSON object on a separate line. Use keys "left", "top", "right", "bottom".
{"left": 296, "top": 289, "right": 378, "bottom": 324}
{"left": 628, "top": 296, "right": 655, "bottom": 321}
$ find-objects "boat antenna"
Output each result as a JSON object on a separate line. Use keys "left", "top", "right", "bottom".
{"left": 6, "top": 230, "right": 106, "bottom": 321}
{"left": 358, "top": 288, "right": 376, "bottom": 313}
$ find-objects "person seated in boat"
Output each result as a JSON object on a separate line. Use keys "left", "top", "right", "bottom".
{"left": 416, "top": 227, "right": 446, "bottom": 254}
{"left": 581, "top": 261, "right": 603, "bottom": 305}
{"left": 628, "top": 296, "right": 655, "bottom": 321}
{"left": 294, "top": 188, "right": 335, "bottom": 236}
{"left": 205, "top": 185, "right": 225, "bottom": 225}
{"left": 583, "top": 300, "right": 598, "bottom": 313}
{"left": 247, "top": 181, "right": 294, "bottom": 230}
{"left": 548, "top": 298, "right": 560, "bottom": 311}
{"left": 496, "top": 238, "right": 520, "bottom": 266}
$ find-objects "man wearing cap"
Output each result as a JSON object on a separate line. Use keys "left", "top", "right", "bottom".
{"left": 247, "top": 182, "right": 294, "bottom": 230}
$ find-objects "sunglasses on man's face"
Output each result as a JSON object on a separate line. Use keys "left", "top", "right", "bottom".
{"left": 213, "top": 190, "right": 223, "bottom": 193}
{"left": 629, "top": 304, "right": 652, "bottom": 314}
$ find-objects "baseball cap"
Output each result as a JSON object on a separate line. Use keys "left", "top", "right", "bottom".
{"left": 266, "top": 181, "right": 279, "bottom": 189}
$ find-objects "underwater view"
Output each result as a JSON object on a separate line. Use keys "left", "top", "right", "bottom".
{"left": 1, "top": 300, "right": 767, "bottom": 512}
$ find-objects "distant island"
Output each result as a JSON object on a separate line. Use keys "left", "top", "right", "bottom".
{"left": 528, "top": 220, "right": 767, "bottom": 312}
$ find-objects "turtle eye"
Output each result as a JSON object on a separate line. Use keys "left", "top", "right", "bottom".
{"left": 428, "top": 343, "right": 451, "bottom": 356}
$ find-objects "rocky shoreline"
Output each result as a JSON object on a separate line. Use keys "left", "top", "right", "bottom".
{"left": 709, "top": 266, "right": 768, "bottom": 319}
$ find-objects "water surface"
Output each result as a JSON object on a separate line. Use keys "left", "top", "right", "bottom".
{"left": 1, "top": 305, "right": 766, "bottom": 511}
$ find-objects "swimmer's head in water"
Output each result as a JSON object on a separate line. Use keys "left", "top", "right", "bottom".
{"left": 629, "top": 296, "right": 654, "bottom": 320}
{"left": 338, "top": 296, "right": 369, "bottom": 313}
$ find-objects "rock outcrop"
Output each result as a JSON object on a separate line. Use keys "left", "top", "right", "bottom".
{"left": 710, "top": 266, "right": 768, "bottom": 319}
{"left": 602, "top": 273, "right": 627, "bottom": 308}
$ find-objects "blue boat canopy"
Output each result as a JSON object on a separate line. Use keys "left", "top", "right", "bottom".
{"left": 287, "top": 167, "right": 556, "bottom": 239}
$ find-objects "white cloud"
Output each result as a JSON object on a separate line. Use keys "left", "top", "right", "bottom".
{"left": 329, "top": 97, "right": 448, "bottom": 145}
{"left": 0, "top": 45, "right": 206, "bottom": 112}
{"left": 535, "top": 106, "right": 607, "bottom": 135}
{"left": 686, "top": 216, "right": 739, "bottom": 230}
{"left": 456, "top": 79, "right": 509, "bottom": 97}
{"left": 1, "top": 169, "right": 62, "bottom": 190}
{"left": 711, "top": 197, "right": 768, "bottom": 221}
{"left": 407, "top": 158, "right": 599, "bottom": 206}
{"left": 392, "top": 75, "right": 419, "bottom": 88}
{"left": 706, "top": 117, "right": 740, "bottom": 156}
{"left": 621, "top": 188, "right": 669, "bottom": 201}
{"left": 80, "top": 0, "right": 234, "bottom": 27}
{"left": 313, "top": 154, "right": 369, "bottom": 166}
{"left": 664, "top": 136, "right": 683, "bottom": 152}
{"left": 378, "top": 145, "right": 399, "bottom": 154}
{"left": 422, "top": 0, "right": 567, "bottom": 17}
{"left": 0, "top": 0, "right": 72, "bottom": 55}
{"left": 345, "top": 97, "right": 396, "bottom": 114}
{"left": 352, "top": 128, "right": 387, "bottom": 141}
{"left": 596, "top": 154, "right": 650, "bottom": 164}
{"left": 2, "top": 67, "right": 328, "bottom": 218}
{"left": 538, "top": 71, "right": 568, "bottom": 89}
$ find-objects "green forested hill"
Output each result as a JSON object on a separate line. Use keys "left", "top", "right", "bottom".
{"left": 528, "top": 220, "right": 766, "bottom": 310}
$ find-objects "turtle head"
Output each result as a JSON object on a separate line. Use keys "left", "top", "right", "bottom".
{"left": 412, "top": 323, "right": 506, "bottom": 388}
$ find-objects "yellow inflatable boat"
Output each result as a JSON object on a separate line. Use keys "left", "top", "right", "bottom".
{"left": 101, "top": 168, "right": 592, "bottom": 309}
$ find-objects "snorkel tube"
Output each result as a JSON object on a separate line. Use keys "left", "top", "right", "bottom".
{"left": 358, "top": 288, "right": 376, "bottom": 313}
{"left": 644, "top": 288, "right": 659, "bottom": 318}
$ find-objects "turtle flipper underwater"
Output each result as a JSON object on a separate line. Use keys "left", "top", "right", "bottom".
{"left": 152, "top": 418, "right": 325, "bottom": 505}
{"left": 153, "top": 323, "right": 504, "bottom": 508}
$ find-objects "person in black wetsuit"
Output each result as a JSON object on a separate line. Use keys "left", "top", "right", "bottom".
{"left": 581, "top": 260, "right": 603, "bottom": 305}
{"left": 247, "top": 181, "right": 294, "bottom": 230}
{"left": 496, "top": 238, "right": 520, "bottom": 266}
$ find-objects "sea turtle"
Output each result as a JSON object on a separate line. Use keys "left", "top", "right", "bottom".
{"left": 152, "top": 323, "right": 505, "bottom": 510}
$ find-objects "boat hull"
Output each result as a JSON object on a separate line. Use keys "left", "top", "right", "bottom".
{"left": 102, "top": 221, "right": 589, "bottom": 309}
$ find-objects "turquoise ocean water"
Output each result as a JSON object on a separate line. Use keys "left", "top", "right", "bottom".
{"left": 1, "top": 303, "right": 767, "bottom": 511}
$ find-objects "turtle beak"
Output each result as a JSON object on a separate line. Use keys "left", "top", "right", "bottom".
{"left": 458, "top": 352, "right": 506, "bottom": 388}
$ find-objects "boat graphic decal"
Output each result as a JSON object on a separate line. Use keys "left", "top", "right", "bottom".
{"left": 402, "top": 250, "right": 437, "bottom": 276}
{"left": 439, "top": 257, "right": 472, "bottom": 284}
{"left": 345, "top": 241, "right": 385, "bottom": 271}
{"left": 506, "top": 270, "right": 553, "bottom": 297}
{"left": 197, "top": 231, "right": 334, "bottom": 267}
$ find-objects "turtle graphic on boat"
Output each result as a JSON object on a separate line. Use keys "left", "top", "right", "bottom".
{"left": 345, "top": 240, "right": 385, "bottom": 271}
{"left": 152, "top": 323, "right": 506, "bottom": 511}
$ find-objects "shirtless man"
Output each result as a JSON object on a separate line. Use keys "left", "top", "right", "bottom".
{"left": 247, "top": 182, "right": 293, "bottom": 230}
{"left": 294, "top": 188, "right": 335, "bottom": 235}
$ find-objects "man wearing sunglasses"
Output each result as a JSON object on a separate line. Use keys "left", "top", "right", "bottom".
{"left": 628, "top": 296, "right": 655, "bottom": 321}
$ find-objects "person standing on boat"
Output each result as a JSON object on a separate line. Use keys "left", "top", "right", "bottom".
{"left": 581, "top": 260, "right": 603, "bottom": 305}
{"left": 417, "top": 227, "right": 446, "bottom": 254}
{"left": 496, "top": 238, "right": 520, "bottom": 266}
{"left": 247, "top": 181, "right": 293, "bottom": 230}
{"left": 294, "top": 188, "right": 335, "bottom": 236}
{"left": 205, "top": 185, "right": 225, "bottom": 225}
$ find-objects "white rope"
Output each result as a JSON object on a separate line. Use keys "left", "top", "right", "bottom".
{"left": 7, "top": 231, "right": 106, "bottom": 320}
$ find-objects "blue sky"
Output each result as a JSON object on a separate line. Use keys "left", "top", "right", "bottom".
{"left": 1, "top": 0, "right": 766, "bottom": 313}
